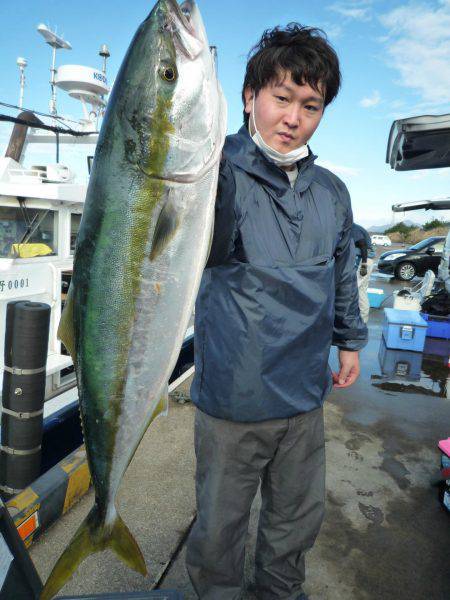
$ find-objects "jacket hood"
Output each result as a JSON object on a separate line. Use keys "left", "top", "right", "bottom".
{"left": 223, "top": 126, "right": 318, "bottom": 195}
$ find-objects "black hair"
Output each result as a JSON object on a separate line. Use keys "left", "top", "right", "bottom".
{"left": 242, "top": 23, "right": 341, "bottom": 126}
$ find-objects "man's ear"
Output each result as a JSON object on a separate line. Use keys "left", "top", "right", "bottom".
{"left": 243, "top": 86, "right": 254, "bottom": 115}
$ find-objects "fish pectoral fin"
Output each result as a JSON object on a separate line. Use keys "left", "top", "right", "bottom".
{"left": 149, "top": 200, "right": 180, "bottom": 261}
{"left": 41, "top": 505, "right": 147, "bottom": 600}
{"left": 57, "top": 283, "right": 77, "bottom": 368}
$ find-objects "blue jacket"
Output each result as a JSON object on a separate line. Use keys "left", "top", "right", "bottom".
{"left": 191, "top": 126, "right": 368, "bottom": 422}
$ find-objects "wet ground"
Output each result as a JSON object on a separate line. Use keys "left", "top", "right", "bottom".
{"left": 310, "top": 272, "right": 450, "bottom": 600}
{"left": 30, "top": 259, "right": 450, "bottom": 599}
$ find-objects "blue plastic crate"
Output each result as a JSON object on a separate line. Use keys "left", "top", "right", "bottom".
{"left": 421, "top": 313, "right": 450, "bottom": 339}
{"left": 382, "top": 308, "right": 427, "bottom": 352}
{"left": 378, "top": 338, "right": 422, "bottom": 380}
{"left": 368, "top": 287, "right": 386, "bottom": 308}
{"left": 423, "top": 336, "right": 450, "bottom": 360}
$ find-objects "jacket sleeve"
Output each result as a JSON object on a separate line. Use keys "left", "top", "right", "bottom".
{"left": 205, "top": 158, "right": 238, "bottom": 268}
{"left": 355, "top": 239, "right": 368, "bottom": 263}
{"left": 332, "top": 188, "right": 368, "bottom": 351}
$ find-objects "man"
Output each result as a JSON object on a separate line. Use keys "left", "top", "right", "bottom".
{"left": 186, "top": 24, "right": 368, "bottom": 600}
{"left": 351, "top": 223, "right": 376, "bottom": 323}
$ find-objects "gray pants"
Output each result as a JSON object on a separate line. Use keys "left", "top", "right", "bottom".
{"left": 186, "top": 407, "right": 325, "bottom": 600}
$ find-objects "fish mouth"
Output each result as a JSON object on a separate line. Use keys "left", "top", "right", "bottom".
{"left": 179, "top": 1, "right": 195, "bottom": 22}
{"left": 162, "top": 0, "right": 204, "bottom": 59}
{"left": 167, "top": 0, "right": 195, "bottom": 34}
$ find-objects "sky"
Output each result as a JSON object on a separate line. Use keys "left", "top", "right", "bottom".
{"left": 1, "top": 0, "right": 450, "bottom": 228}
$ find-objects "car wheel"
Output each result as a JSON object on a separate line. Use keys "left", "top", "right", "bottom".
{"left": 395, "top": 262, "right": 416, "bottom": 281}
{"left": 383, "top": 243, "right": 388, "bottom": 246}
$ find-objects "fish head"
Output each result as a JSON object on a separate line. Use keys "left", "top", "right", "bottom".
{"left": 112, "top": 0, "right": 226, "bottom": 184}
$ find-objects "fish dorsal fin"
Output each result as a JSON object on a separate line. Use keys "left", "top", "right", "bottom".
{"left": 149, "top": 199, "right": 180, "bottom": 261}
{"left": 58, "top": 284, "right": 77, "bottom": 368}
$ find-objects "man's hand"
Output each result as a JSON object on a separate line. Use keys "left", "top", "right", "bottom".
{"left": 359, "top": 262, "right": 368, "bottom": 277}
{"left": 332, "top": 350, "right": 360, "bottom": 388}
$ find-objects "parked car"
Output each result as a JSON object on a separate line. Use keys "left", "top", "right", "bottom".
{"left": 371, "top": 234, "right": 392, "bottom": 246}
{"left": 377, "top": 236, "right": 445, "bottom": 280}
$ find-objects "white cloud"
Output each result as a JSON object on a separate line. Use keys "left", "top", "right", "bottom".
{"left": 390, "top": 99, "right": 406, "bottom": 109}
{"left": 360, "top": 90, "right": 381, "bottom": 107}
{"left": 316, "top": 159, "right": 360, "bottom": 177}
{"left": 380, "top": 2, "right": 450, "bottom": 107}
{"left": 408, "top": 169, "right": 450, "bottom": 180}
{"left": 383, "top": 96, "right": 450, "bottom": 120}
{"left": 329, "top": 1, "right": 373, "bottom": 21}
{"left": 321, "top": 22, "right": 344, "bottom": 39}
{"left": 408, "top": 171, "right": 431, "bottom": 181}
{"left": 333, "top": 6, "right": 369, "bottom": 19}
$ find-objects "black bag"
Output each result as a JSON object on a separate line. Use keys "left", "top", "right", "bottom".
{"left": 421, "top": 289, "right": 450, "bottom": 316}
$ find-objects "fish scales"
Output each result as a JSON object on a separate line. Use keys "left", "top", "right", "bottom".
{"left": 109, "top": 174, "right": 216, "bottom": 494}
{"left": 41, "top": 1, "right": 226, "bottom": 598}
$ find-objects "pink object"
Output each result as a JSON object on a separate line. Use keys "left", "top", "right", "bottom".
{"left": 439, "top": 438, "right": 450, "bottom": 457}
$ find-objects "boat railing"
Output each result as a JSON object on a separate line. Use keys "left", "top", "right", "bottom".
{"left": 8, "top": 168, "right": 47, "bottom": 184}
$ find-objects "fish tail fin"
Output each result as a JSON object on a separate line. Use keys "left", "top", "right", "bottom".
{"left": 40, "top": 505, "right": 147, "bottom": 600}
{"left": 40, "top": 507, "right": 97, "bottom": 600}
{"left": 109, "top": 511, "right": 147, "bottom": 574}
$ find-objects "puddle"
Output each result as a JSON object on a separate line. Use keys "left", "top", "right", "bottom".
{"left": 325, "top": 271, "right": 450, "bottom": 405}
{"left": 361, "top": 273, "right": 450, "bottom": 399}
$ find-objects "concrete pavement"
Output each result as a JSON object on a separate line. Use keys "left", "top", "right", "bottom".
{"left": 30, "top": 282, "right": 450, "bottom": 599}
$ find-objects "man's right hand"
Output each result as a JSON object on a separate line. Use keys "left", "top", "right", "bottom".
{"left": 359, "top": 263, "right": 367, "bottom": 277}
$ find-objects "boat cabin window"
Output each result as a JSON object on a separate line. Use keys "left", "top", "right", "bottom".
{"left": 70, "top": 213, "right": 81, "bottom": 254}
{"left": 0, "top": 207, "right": 58, "bottom": 258}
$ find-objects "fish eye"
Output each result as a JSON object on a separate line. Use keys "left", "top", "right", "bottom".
{"left": 160, "top": 65, "right": 177, "bottom": 83}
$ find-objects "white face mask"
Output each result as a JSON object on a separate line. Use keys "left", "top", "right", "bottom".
{"left": 250, "top": 97, "right": 309, "bottom": 167}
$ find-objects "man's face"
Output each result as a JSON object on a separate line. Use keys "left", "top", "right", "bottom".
{"left": 244, "top": 72, "right": 325, "bottom": 154}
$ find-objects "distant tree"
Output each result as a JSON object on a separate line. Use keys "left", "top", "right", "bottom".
{"left": 423, "top": 218, "right": 450, "bottom": 231}
{"left": 384, "top": 221, "right": 417, "bottom": 242}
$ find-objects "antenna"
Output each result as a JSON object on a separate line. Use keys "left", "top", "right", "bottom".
{"left": 37, "top": 23, "right": 72, "bottom": 115}
{"left": 99, "top": 44, "right": 110, "bottom": 76}
{"left": 98, "top": 45, "right": 110, "bottom": 118}
{"left": 210, "top": 46, "right": 218, "bottom": 69}
{"left": 16, "top": 57, "right": 27, "bottom": 109}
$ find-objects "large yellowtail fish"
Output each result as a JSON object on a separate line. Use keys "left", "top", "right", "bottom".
{"left": 41, "top": 1, "right": 226, "bottom": 597}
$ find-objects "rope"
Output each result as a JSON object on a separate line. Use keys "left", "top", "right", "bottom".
{"left": 0, "top": 100, "right": 81, "bottom": 125}
{"left": 0, "top": 113, "right": 98, "bottom": 137}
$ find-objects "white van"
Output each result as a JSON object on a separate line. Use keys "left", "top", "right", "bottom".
{"left": 371, "top": 234, "right": 392, "bottom": 247}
